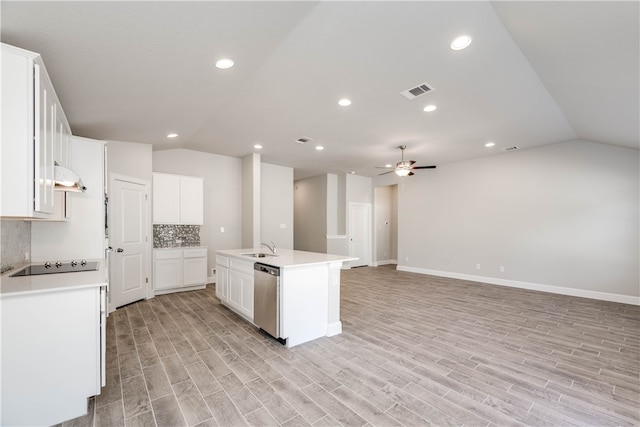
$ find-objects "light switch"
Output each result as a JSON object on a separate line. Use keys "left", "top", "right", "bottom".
{"left": 220, "top": 227, "right": 225, "bottom": 233}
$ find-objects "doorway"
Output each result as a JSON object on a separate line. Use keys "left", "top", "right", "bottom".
{"left": 109, "top": 174, "right": 150, "bottom": 309}
{"left": 348, "top": 202, "right": 371, "bottom": 267}
{"left": 373, "top": 185, "right": 398, "bottom": 266}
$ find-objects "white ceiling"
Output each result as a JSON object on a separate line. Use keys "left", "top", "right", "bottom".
{"left": 2, "top": 1, "right": 638, "bottom": 179}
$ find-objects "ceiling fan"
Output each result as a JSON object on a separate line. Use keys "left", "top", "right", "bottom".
{"left": 377, "top": 145, "right": 436, "bottom": 176}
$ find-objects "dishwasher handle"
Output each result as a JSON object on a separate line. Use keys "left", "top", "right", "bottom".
{"left": 254, "top": 263, "right": 280, "bottom": 276}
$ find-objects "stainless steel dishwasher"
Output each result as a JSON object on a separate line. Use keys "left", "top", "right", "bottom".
{"left": 253, "top": 263, "right": 282, "bottom": 341}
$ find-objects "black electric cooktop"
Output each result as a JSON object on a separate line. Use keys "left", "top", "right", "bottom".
{"left": 10, "top": 261, "right": 99, "bottom": 277}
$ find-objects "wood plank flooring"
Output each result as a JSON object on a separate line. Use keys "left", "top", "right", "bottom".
{"left": 62, "top": 265, "right": 639, "bottom": 426}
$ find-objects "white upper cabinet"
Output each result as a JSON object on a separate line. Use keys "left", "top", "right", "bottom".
{"left": 152, "top": 172, "right": 203, "bottom": 225}
{"left": 1, "top": 43, "right": 71, "bottom": 218}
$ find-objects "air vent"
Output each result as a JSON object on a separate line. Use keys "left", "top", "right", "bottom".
{"left": 501, "top": 146, "right": 519, "bottom": 152}
{"left": 295, "top": 137, "right": 312, "bottom": 144}
{"left": 400, "top": 82, "right": 435, "bottom": 100}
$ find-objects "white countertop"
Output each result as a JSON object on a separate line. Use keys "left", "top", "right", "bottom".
{"left": 216, "top": 248, "right": 357, "bottom": 268}
{"left": 0, "top": 260, "right": 108, "bottom": 297}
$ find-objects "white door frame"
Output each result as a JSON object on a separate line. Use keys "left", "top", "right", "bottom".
{"left": 108, "top": 173, "right": 151, "bottom": 312}
{"left": 348, "top": 202, "right": 372, "bottom": 267}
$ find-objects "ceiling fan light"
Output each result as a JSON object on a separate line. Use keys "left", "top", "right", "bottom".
{"left": 395, "top": 169, "right": 411, "bottom": 177}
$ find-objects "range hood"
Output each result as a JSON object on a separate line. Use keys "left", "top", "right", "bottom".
{"left": 54, "top": 162, "right": 86, "bottom": 192}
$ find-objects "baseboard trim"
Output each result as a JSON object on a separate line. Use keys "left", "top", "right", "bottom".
{"left": 372, "top": 259, "right": 397, "bottom": 267}
{"left": 396, "top": 266, "right": 640, "bottom": 306}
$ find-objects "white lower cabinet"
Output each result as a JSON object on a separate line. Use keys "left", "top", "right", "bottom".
{"left": 153, "top": 247, "right": 207, "bottom": 294}
{"left": 217, "top": 256, "right": 254, "bottom": 321}
{"left": 1, "top": 286, "right": 104, "bottom": 426}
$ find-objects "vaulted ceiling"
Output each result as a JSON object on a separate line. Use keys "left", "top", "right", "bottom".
{"left": 2, "top": 1, "right": 638, "bottom": 179}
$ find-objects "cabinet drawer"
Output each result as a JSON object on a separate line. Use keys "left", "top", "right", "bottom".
{"left": 184, "top": 248, "right": 207, "bottom": 258}
{"left": 216, "top": 255, "right": 229, "bottom": 267}
{"left": 154, "top": 249, "right": 182, "bottom": 260}
{"left": 229, "top": 257, "right": 254, "bottom": 275}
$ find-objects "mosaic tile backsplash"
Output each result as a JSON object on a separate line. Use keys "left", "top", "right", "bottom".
{"left": 153, "top": 225, "right": 200, "bottom": 248}
{"left": 1, "top": 219, "right": 31, "bottom": 273}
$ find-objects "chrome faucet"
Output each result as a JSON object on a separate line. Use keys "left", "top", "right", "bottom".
{"left": 261, "top": 241, "right": 276, "bottom": 255}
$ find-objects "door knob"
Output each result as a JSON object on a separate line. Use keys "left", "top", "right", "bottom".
{"left": 116, "top": 248, "right": 124, "bottom": 253}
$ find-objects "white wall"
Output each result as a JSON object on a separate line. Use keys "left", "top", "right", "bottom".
{"left": 242, "top": 153, "right": 260, "bottom": 249}
{"left": 152, "top": 149, "right": 242, "bottom": 276}
{"left": 294, "top": 175, "right": 327, "bottom": 252}
{"left": 261, "top": 163, "right": 293, "bottom": 250}
{"left": 107, "top": 140, "right": 152, "bottom": 183}
{"left": 381, "top": 140, "right": 639, "bottom": 302}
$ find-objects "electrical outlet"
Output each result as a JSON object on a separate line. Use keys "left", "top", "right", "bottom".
{"left": 405, "top": 256, "right": 409, "bottom": 262}
{"left": 476, "top": 263, "right": 481, "bottom": 270}
{"left": 24, "top": 252, "right": 30, "bottom": 261}
{"left": 220, "top": 227, "right": 225, "bottom": 233}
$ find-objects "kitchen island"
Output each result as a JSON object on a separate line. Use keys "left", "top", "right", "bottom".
{"left": 216, "top": 248, "right": 356, "bottom": 347}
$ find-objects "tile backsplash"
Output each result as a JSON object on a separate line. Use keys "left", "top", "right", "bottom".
{"left": 153, "top": 225, "right": 200, "bottom": 248}
{"left": 1, "top": 219, "right": 31, "bottom": 273}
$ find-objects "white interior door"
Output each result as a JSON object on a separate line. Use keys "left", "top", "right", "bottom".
{"left": 110, "top": 175, "right": 149, "bottom": 308}
{"left": 349, "top": 202, "right": 371, "bottom": 267}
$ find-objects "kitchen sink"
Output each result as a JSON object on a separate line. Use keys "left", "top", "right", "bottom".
{"left": 241, "top": 252, "right": 278, "bottom": 258}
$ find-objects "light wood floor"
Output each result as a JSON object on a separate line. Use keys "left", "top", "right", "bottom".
{"left": 62, "top": 265, "right": 639, "bottom": 427}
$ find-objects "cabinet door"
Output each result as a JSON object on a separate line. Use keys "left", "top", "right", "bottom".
{"left": 179, "top": 176, "right": 203, "bottom": 225}
{"left": 154, "top": 257, "right": 183, "bottom": 290}
{"left": 34, "top": 63, "right": 55, "bottom": 215}
{"left": 54, "top": 114, "right": 70, "bottom": 167}
{"left": 152, "top": 173, "right": 180, "bottom": 224}
{"left": 184, "top": 257, "right": 207, "bottom": 286}
{"left": 216, "top": 265, "right": 229, "bottom": 302}
{"left": 228, "top": 269, "right": 243, "bottom": 311}
{"left": 1, "top": 287, "right": 100, "bottom": 426}
{"left": 239, "top": 272, "right": 254, "bottom": 321}
{"left": 229, "top": 269, "right": 253, "bottom": 320}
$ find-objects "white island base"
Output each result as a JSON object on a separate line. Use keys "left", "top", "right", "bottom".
{"left": 216, "top": 249, "right": 355, "bottom": 348}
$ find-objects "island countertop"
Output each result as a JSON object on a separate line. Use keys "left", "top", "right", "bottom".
{"left": 216, "top": 248, "right": 357, "bottom": 268}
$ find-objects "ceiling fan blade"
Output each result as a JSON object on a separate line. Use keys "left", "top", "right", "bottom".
{"left": 408, "top": 160, "right": 416, "bottom": 166}
{"left": 375, "top": 166, "right": 393, "bottom": 169}
{"left": 412, "top": 165, "right": 437, "bottom": 169}
{"left": 378, "top": 170, "right": 396, "bottom": 176}
{"left": 408, "top": 171, "right": 415, "bottom": 176}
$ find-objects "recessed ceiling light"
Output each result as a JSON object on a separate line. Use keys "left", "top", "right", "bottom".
{"left": 423, "top": 105, "right": 437, "bottom": 112}
{"left": 215, "top": 58, "right": 234, "bottom": 69}
{"left": 167, "top": 133, "right": 178, "bottom": 138}
{"left": 485, "top": 142, "right": 495, "bottom": 148}
{"left": 315, "top": 145, "right": 324, "bottom": 151}
{"left": 451, "top": 35, "right": 472, "bottom": 51}
{"left": 350, "top": 171, "right": 356, "bottom": 175}
{"left": 338, "top": 98, "right": 352, "bottom": 107}
{"left": 254, "top": 144, "right": 263, "bottom": 149}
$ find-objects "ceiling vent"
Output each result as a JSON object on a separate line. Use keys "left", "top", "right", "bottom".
{"left": 501, "top": 146, "right": 519, "bottom": 152}
{"left": 295, "top": 137, "right": 312, "bottom": 144}
{"left": 400, "top": 82, "right": 434, "bottom": 100}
